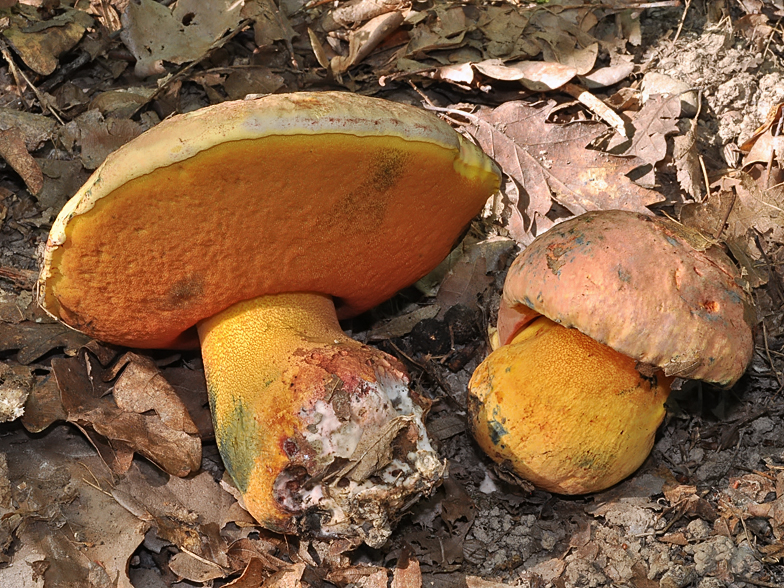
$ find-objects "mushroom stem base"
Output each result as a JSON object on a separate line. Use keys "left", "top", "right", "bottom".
{"left": 197, "top": 292, "right": 444, "bottom": 547}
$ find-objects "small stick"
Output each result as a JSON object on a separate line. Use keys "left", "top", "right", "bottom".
{"left": 671, "top": 0, "right": 692, "bottom": 46}
{"left": 563, "top": 82, "right": 628, "bottom": 138}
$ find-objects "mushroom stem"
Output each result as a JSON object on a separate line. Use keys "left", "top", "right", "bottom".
{"left": 468, "top": 315, "right": 673, "bottom": 494}
{"left": 197, "top": 292, "right": 444, "bottom": 547}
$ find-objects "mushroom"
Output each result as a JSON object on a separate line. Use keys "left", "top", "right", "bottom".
{"left": 38, "top": 92, "right": 501, "bottom": 546}
{"left": 468, "top": 210, "right": 754, "bottom": 494}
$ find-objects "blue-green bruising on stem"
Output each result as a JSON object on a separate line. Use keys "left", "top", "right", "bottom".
{"left": 209, "top": 387, "right": 259, "bottom": 494}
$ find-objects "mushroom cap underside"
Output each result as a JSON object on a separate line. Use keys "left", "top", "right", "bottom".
{"left": 38, "top": 92, "right": 501, "bottom": 349}
{"left": 499, "top": 210, "right": 755, "bottom": 386}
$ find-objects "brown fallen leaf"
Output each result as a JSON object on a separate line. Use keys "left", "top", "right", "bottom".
{"left": 673, "top": 120, "right": 702, "bottom": 201}
{"left": 620, "top": 94, "right": 681, "bottom": 188}
{"left": 75, "top": 109, "right": 146, "bottom": 169}
{"left": 2, "top": 6, "right": 91, "bottom": 75}
{"left": 113, "top": 462, "right": 241, "bottom": 581}
{"left": 682, "top": 172, "right": 784, "bottom": 244}
{"left": 327, "top": 565, "right": 389, "bottom": 587}
{"left": 108, "top": 352, "right": 200, "bottom": 435}
{"left": 434, "top": 236, "right": 515, "bottom": 314}
{"left": 369, "top": 305, "right": 441, "bottom": 341}
{"left": 466, "top": 100, "right": 664, "bottom": 241}
{"left": 242, "top": 0, "right": 296, "bottom": 49}
{"left": 120, "top": 0, "right": 244, "bottom": 77}
{"left": 474, "top": 59, "right": 577, "bottom": 91}
{"left": 0, "top": 108, "right": 56, "bottom": 150}
{"left": 262, "top": 563, "right": 306, "bottom": 588}
{"left": 0, "top": 425, "right": 149, "bottom": 588}
{"left": 0, "top": 321, "right": 90, "bottom": 364}
{"left": 225, "top": 557, "right": 274, "bottom": 587}
{"left": 41, "top": 350, "right": 202, "bottom": 477}
{"left": 0, "top": 128, "right": 43, "bottom": 195}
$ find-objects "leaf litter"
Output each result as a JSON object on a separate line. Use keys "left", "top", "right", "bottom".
{"left": 1, "top": 0, "right": 784, "bottom": 586}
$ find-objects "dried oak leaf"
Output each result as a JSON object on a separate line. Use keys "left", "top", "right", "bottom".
{"left": 682, "top": 171, "right": 784, "bottom": 250}
{"left": 621, "top": 94, "right": 681, "bottom": 188}
{"left": 113, "top": 461, "right": 241, "bottom": 582}
{"left": 0, "top": 128, "right": 43, "bottom": 195}
{"left": 120, "top": 0, "right": 244, "bottom": 77}
{"left": 466, "top": 100, "right": 663, "bottom": 241}
{"left": 0, "top": 425, "right": 148, "bottom": 588}
{"left": 0, "top": 321, "right": 90, "bottom": 364}
{"left": 48, "top": 350, "right": 201, "bottom": 477}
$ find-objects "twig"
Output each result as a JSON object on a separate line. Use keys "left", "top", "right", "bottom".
{"left": 670, "top": 0, "right": 692, "bottom": 46}
{"left": 0, "top": 37, "right": 64, "bottom": 125}
{"left": 763, "top": 18, "right": 782, "bottom": 61}
{"left": 563, "top": 82, "right": 628, "bottom": 138}
{"left": 0, "top": 266, "right": 38, "bottom": 290}
{"left": 698, "top": 154, "right": 711, "bottom": 203}
{"left": 385, "top": 339, "right": 463, "bottom": 407}
{"left": 761, "top": 322, "right": 784, "bottom": 389}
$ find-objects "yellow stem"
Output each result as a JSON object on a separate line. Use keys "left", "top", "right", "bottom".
{"left": 197, "top": 292, "right": 443, "bottom": 546}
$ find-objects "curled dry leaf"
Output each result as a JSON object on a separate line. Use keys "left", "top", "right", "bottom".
{"left": 2, "top": 5, "right": 92, "bottom": 75}
{"left": 331, "top": 11, "right": 404, "bottom": 75}
{"left": 320, "top": 0, "right": 404, "bottom": 32}
{"left": 43, "top": 350, "right": 202, "bottom": 477}
{"left": 0, "top": 128, "right": 43, "bottom": 196}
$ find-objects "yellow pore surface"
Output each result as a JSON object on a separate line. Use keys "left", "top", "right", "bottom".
{"left": 468, "top": 316, "right": 671, "bottom": 494}
{"left": 45, "top": 133, "right": 498, "bottom": 349}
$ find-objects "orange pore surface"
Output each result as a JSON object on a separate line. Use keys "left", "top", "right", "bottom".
{"left": 47, "top": 133, "right": 496, "bottom": 349}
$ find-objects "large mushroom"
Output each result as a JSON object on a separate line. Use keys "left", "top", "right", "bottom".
{"left": 38, "top": 92, "right": 501, "bottom": 546}
{"left": 468, "top": 210, "right": 755, "bottom": 494}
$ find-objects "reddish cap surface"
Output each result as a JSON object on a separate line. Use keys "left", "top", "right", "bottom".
{"left": 499, "top": 210, "right": 755, "bottom": 386}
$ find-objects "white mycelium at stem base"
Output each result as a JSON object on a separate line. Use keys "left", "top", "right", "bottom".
{"left": 198, "top": 292, "right": 444, "bottom": 547}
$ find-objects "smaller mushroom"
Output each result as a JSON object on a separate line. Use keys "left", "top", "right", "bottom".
{"left": 468, "top": 210, "right": 755, "bottom": 494}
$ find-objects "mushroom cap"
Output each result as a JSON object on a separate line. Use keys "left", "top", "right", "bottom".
{"left": 38, "top": 92, "right": 501, "bottom": 349}
{"left": 499, "top": 210, "right": 755, "bottom": 387}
